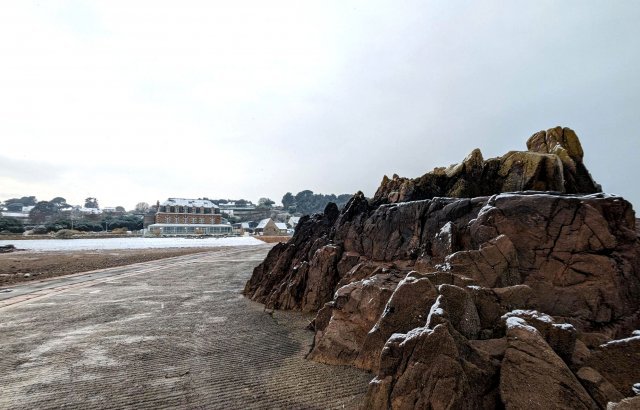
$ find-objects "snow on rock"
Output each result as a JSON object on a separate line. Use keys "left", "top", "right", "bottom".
{"left": 505, "top": 316, "right": 539, "bottom": 334}
{"left": 502, "top": 309, "right": 554, "bottom": 323}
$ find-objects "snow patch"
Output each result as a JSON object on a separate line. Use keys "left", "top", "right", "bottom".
{"left": 435, "top": 262, "right": 452, "bottom": 272}
{"left": 401, "top": 326, "right": 433, "bottom": 346}
{"left": 0, "top": 236, "right": 264, "bottom": 251}
{"left": 505, "top": 316, "right": 539, "bottom": 334}
{"left": 426, "top": 295, "right": 445, "bottom": 324}
{"left": 502, "top": 309, "right": 553, "bottom": 323}
{"left": 600, "top": 335, "right": 640, "bottom": 348}
{"left": 552, "top": 323, "right": 575, "bottom": 331}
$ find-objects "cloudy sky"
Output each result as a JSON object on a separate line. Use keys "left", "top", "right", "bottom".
{"left": 1, "top": 1, "right": 639, "bottom": 209}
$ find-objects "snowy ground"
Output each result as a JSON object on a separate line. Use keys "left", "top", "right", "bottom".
{"left": 0, "top": 236, "right": 265, "bottom": 252}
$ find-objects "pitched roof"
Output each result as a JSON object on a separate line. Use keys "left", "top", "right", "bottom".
{"left": 275, "top": 223, "right": 288, "bottom": 230}
{"left": 161, "top": 198, "right": 220, "bottom": 209}
{"left": 256, "top": 218, "right": 271, "bottom": 229}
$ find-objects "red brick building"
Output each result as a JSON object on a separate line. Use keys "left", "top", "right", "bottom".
{"left": 155, "top": 198, "right": 222, "bottom": 225}
{"left": 147, "top": 198, "right": 233, "bottom": 236}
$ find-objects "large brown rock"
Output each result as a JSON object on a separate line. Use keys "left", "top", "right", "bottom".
{"left": 242, "top": 203, "right": 339, "bottom": 310}
{"left": 467, "top": 285, "right": 539, "bottom": 339}
{"left": 426, "top": 285, "right": 481, "bottom": 340}
{"left": 307, "top": 271, "right": 404, "bottom": 367}
{"left": 584, "top": 334, "right": 640, "bottom": 397}
{"left": 300, "top": 244, "right": 342, "bottom": 312}
{"left": 364, "top": 323, "right": 499, "bottom": 410}
{"left": 467, "top": 192, "right": 639, "bottom": 332}
{"left": 500, "top": 310, "right": 578, "bottom": 362}
{"left": 526, "top": 126, "right": 601, "bottom": 194}
{"left": 575, "top": 366, "right": 624, "bottom": 408}
{"left": 446, "top": 234, "right": 521, "bottom": 288}
{"left": 243, "top": 127, "right": 640, "bottom": 408}
{"left": 499, "top": 317, "right": 598, "bottom": 409}
{"left": 355, "top": 273, "right": 438, "bottom": 371}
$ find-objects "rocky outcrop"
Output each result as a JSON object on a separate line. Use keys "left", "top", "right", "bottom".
{"left": 243, "top": 203, "right": 341, "bottom": 312}
{"left": 0, "top": 244, "right": 17, "bottom": 253}
{"left": 243, "top": 127, "right": 640, "bottom": 408}
{"left": 370, "top": 126, "right": 600, "bottom": 206}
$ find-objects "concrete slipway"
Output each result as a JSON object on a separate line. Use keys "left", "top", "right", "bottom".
{"left": 0, "top": 246, "right": 370, "bottom": 409}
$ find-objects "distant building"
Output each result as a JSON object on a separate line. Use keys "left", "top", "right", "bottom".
{"left": 155, "top": 198, "right": 222, "bottom": 225}
{"left": 275, "top": 222, "right": 288, "bottom": 234}
{"left": 218, "top": 202, "right": 257, "bottom": 218}
{"left": 288, "top": 216, "right": 301, "bottom": 228}
{"left": 236, "top": 222, "right": 253, "bottom": 234}
{"left": 0, "top": 206, "right": 33, "bottom": 223}
{"left": 78, "top": 207, "right": 102, "bottom": 215}
{"left": 255, "top": 218, "right": 288, "bottom": 236}
{"left": 147, "top": 198, "right": 231, "bottom": 236}
{"left": 255, "top": 218, "right": 276, "bottom": 236}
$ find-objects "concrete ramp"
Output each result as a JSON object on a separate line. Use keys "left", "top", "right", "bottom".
{"left": 0, "top": 247, "right": 370, "bottom": 409}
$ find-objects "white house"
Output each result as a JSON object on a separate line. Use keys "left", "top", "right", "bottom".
{"left": 288, "top": 216, "right": 301, "bottom": 228}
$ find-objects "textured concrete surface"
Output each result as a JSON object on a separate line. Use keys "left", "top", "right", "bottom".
{"left": 0, "top": 246, "right": 371, "bottom": 409}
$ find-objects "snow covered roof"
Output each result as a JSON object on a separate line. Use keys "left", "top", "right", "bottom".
{"left": 1, "top": 212, "right": 29, "bottom": 218}
{"left": 275, "top": 223, "right": 287, "bottom": 230}
{"left": 288, "top": 216, "right": 300, "bottom": 225}
{"left": 241, "top": 222, "right": 250, "bottom": 229}
{"left": 161, "top": 198, "right": 220, "bottom": 209}
{"left": 256, "top": 218, "right": 271, "bottom": 229}
{"left": 79, "top": 207, "right": 102, "bottom": 214}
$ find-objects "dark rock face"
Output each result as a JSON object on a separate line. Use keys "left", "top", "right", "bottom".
{"left": 243, "top": 127, "right": 640, "bottom": 408}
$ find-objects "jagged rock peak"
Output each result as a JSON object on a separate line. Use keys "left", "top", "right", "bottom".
{"left": 527, "top": 126, "right": 584, "bottom": 161}
{"left": 372, "top": 126, "right": 601, "bottom": 206}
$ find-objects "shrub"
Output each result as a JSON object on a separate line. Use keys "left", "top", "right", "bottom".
{"left": 0, "top": 217, "right": 24, "bottom": 233}
{"left": 30, "top": 225, "right": 48, "bottom": 235}
{"left": 55, "top": 229, "right": 78, "bottom": 239}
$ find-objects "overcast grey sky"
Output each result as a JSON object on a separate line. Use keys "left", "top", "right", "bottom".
{"left": 1, "top": 1, "right": 639, "bottom": 209}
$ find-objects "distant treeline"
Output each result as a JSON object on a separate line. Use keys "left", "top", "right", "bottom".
{"left": 0, "top": 195, "right": 143, "bottom": 234}
{"left": 0, "top": 215, "right": 143, "bottom": 234}
{"left": 281, "top": 190, "right": 352, "bottom": 216}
